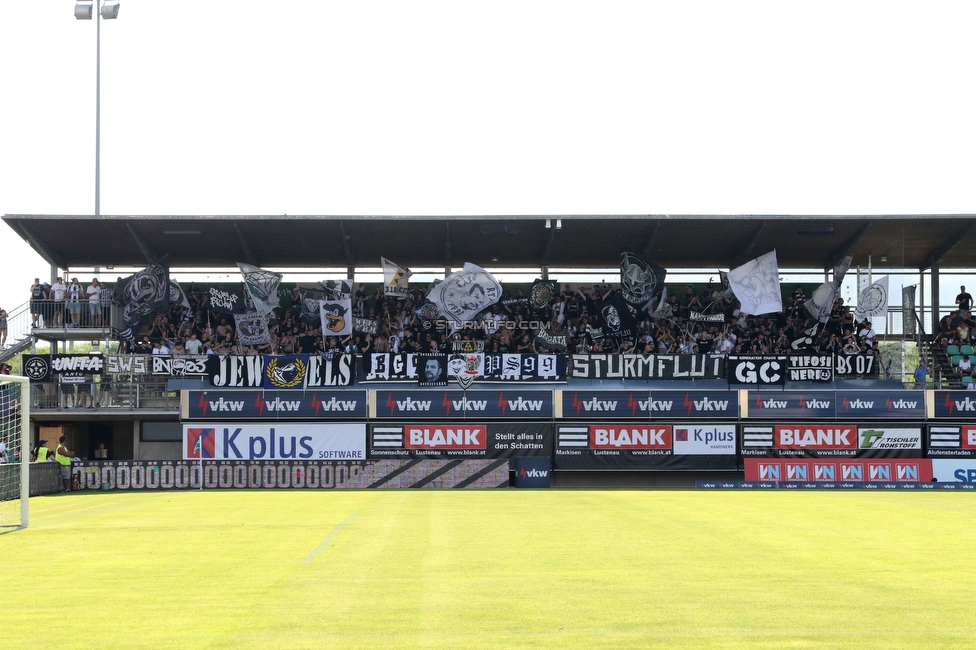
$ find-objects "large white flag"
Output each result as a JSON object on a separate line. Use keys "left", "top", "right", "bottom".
{"left": 727, "top": 251, "right": 782, "bottom": 316}
{"left": 238, "top": 262, "right": 282, "bottom": 314}
{"left": 854, "top": 275, "right": 889, "bottom": 322}
{"left": 319, "top": 298, "right": 353, "bottom": 337}
{"left": 428, "top": 263, "right": 503, "bottom": 328}
{"left": 806, "top": 256, "right": 853, "bottom": 323}
{"left": 382, "top": 257, "right": 413, "bottom": 298}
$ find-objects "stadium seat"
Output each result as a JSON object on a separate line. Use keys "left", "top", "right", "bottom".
{"left": 947, "top": 345, "right": 961, "bottom": 356}
{"left": 963, "top": 375, "right": 973, "bottom": 387}
{"left": 951, "top": 354, "right": 963, "bottom": 366}
{"left": 962, "top": 345, "right": 975, "bottom": 356}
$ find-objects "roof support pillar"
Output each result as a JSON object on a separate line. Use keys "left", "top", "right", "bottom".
{"left": 932, "top": 263, "right": 941, "bottom": 336}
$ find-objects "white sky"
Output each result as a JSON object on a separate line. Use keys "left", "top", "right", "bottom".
{"left": 1, "top": 1, "right": 975, "bottom": 317}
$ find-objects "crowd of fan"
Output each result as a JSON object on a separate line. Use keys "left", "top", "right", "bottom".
{"left": 936, "top": 285, "right": 976, "bottom": 385}
{"left": 85, "top": 280, "right": 882, "bottom": 358}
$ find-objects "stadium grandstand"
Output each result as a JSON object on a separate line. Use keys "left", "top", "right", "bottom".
{"left": 2, "top": 212, "right": 976, "bottom": 490}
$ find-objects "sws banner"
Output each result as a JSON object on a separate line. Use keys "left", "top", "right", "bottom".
{"left": 727, "top": 355, "right": 787, "bottom": 386}
{"left": 184, "top": 390, "right": 368, "bottom": 419}
{"left": 373, "top": 389, "right": 553, "bottom": 419}
{"left": 744, "top": 458, "right": 931, "bottom": 483}
{"left": 568, "top": 354, "right": 724, "bottom": 380}
{"left": 183, "top": 423, "right": 365, "bottom": 460}
{"left": 368, "top": 422, "right": 551, "bottom": 459}
{"left": 559, "top": 390, "right": 738, "bottom": 418}
{"left": 70, "top": 459, "right": 509, "bottom": 490}
{"left": 740, "top": 424, "right": 922, "bottom": 458}
{"left": 553, "top": 422, "right": 737, "bottom": 470}
{"left": 206, "top": 354, "right": 354, "bottom": 388}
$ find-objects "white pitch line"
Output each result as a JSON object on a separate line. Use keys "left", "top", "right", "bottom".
{"left": 302, "top": 511, "right": 360, "bottom": 563}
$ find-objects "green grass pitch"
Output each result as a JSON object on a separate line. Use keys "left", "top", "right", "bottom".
{"left": 3, "top": 489, "right": 975, "bottom": 649}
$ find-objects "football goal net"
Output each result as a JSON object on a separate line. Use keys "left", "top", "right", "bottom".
{"left": 0, "top": 376, "right": 30, "bottom": 529}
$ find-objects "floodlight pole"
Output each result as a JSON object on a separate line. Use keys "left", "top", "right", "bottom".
{"left": 95, "top": 0, "right": 101, "bottom": 217}
{"left": 76, "top": 1, "right": 120, "bottom": 217}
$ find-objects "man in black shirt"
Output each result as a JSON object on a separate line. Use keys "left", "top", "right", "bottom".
{"left": 956, "top": 286, "right": 973, "bottom": 313}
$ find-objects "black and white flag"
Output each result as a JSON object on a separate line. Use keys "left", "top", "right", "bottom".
{"left": 620, "top": 253, "right": 667, "bottom": 309}
{"left": 853, "top": 275, "right": 889, "bottom": 322}
{"left": 530, "top": 279, "right": 558, "bottom": 310}
{"left": 320, "top": 298, "right": 353, "bottom": 336}
{"left": 169, "top": 279, "right": 194, "bottom": 334}
{"left": 299, "top": 290, "right": 328, "bottom": 323}
{"left": 206, "top": 286, "right": 246, "bottom": 315}
{"left": 238, "top": 262, "right": 282, "bottom": 314}
{"left": 428, "top": 263, "right": 502, "bottom": 328}
{"left": 381, "top": 257, "right": 412, "bottom": 298}
{"left": 728, "top": 251, "right": 782, "bottom": 316}
{"left": 234, "top": 312, "right": 271, "bottom": 346}
{"left": 806, "top": 256, "right": 852, "bottom": 323}
{"left": 319, "top": 279, "right": 352, "bottom": 301}
{"left": 116, "top": 257, "right": 170, "bottom": 342}
{"left": 535, "top": 325, "right": 569, "bottom": 350}
{"left": 596, "top": 293, "right": 637, "bottom": 339}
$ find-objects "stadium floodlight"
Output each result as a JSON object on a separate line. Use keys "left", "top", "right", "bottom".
{"left": 0, "top": 376, "right": 31, "bottom": 529}
{"left": 101, "top": 2, "right": 120, "bottom": 19}
{"left": 75, "top": 2, "right": 93, "bottom": 19}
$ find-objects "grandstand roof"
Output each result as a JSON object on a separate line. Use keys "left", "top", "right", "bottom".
{"left": 4, "top": 213, "right": 976, "bottom": 272}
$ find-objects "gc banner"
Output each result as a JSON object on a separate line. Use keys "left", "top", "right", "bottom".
{"left": 368, "top": 422, "right": 551, "bottom": 459}
{"left": 71, "top": 459, "right": 509, "bottom": 490}
{"left": 182, "top": 423, "right": 365, "bottom": 460}
{"left": 727, "top": 355, "right": 787, "bottom": 386}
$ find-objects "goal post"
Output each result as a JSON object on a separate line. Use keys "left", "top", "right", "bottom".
{"left": 0, "top": 375, "right": 30, "bottom": 529}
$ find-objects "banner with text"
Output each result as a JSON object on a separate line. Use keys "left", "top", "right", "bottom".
{"left": 568, "top": 354, "right": 724, "bottom": 380}
{"left": 558, "top": 390, "right": 738, "bottom": 419}
{"left": 372, "top": 389, "right": 553, "bottom": 419}
{"left": 739, "top": 423, "right": 923, "bottom": 458}
{"left": 368, "top": 422, "right": 551, "bottom": 459}
{"left": 184, "top": 390, "right": 368, "bottom": 420}
{"left": 183, "top": 423, "right": 365, "bottom": 461}
{"left": 553, "top": 422, "right": 736, "bottom": 470}
{"left": 206, "top": 354, "right": 355, "bottom": 388}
